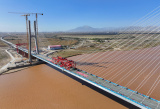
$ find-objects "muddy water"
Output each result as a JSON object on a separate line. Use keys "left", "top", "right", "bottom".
{"left": 69, "top": 47, "right": 160, "bottom": 101}
{"left": 0, "top": 64, "right": 126, "bottom": 109}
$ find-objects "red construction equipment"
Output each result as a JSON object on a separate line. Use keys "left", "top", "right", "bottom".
{"left": 50, "top": 56, "right": 76, "bottom": 70}
{"left": 16, "top": 43, "right": 27, "bottom": 53}
{"left": 16, "top": 43, "right": 28, "bottom": 58}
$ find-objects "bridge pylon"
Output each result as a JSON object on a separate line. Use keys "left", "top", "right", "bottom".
{"left": 28, "top": 20, "right": 39, "bottom": 64}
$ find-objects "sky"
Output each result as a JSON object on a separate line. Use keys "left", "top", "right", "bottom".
{"left": 0, "top": 0, "right": 160, "bottom": 32}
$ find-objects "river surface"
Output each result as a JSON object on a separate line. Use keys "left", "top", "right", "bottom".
{"left": 0, "top": 64, "right": 126, "bottom": 109}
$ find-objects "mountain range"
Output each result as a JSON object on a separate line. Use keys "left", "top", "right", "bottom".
{"left": 68, "top": 25, "right": 160, "bottom": 33}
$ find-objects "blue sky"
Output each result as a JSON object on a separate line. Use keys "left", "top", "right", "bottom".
{"left": 0, "top": 0, "right": 159, "bottom": 32}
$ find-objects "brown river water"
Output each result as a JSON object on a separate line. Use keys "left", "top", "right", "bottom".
{"left": 0, "top": 64, "right": 126, "bottom": 109}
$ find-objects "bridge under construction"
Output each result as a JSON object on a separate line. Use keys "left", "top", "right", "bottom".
{"left": 1, "top": 35, "right": 160, "bottom": 109}
{"left": 2, "top": 8, "right": 160, "bottom": 109}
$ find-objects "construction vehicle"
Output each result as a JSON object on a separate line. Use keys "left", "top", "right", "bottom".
{"left": 49, "top": 56, "right": 76, "bottom": 70}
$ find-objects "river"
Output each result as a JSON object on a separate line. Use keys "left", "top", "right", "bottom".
{"left": 0, "top": 64, "right": 126, "bottom": 109}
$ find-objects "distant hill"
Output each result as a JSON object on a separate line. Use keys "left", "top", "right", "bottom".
{"left": 68, "top": 25, "right": 124, "bottom": 32}
{"left": 68, "top": 26, "right": 98, "bottom": 32}
{"left": 68, "top": 26, "right": 160, "bottom": 33}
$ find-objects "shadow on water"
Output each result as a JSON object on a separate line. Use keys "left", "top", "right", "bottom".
{"left": 47, "top": 64, "right": 140, "bottom": 109}
{"left": 76, "top": 61, "right": 115, "bottom": 68}
{"left": 0, "top": 67, "right": 31, "bottom": 76}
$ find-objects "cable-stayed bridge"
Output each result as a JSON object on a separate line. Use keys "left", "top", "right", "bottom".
{"left": 1, "top": 34, "right": 160, "bottom": 109}
{"left": 2, "top": 6, "right": 160, "bottom": 109}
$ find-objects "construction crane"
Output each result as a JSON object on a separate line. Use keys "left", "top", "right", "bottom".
{"left": 8, "top": 12, "right": 43, "bottom": 60}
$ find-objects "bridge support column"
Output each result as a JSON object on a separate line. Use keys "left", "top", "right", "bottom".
{"left": 28, "top": 20, "right": 40, "bottom": 64}
{"left": 34, "top": 21, "right": 39, "bottom": 54}
{"left": 28, "top": 20, "right": 32, "bottom": 64}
